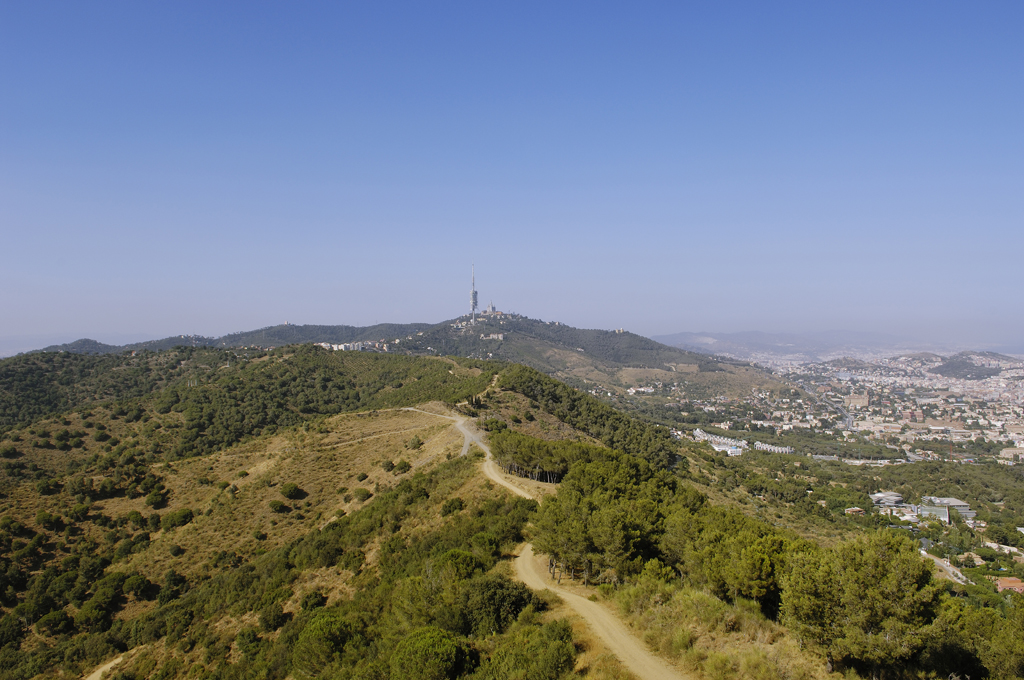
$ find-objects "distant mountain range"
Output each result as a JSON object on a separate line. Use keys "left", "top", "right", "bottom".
{"left": 651, "top": 330, "right": 1024, "bottom": 363}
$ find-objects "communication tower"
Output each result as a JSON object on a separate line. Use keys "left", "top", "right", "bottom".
{"left": 470, "top": 265, "right": 478, "bottom": 322}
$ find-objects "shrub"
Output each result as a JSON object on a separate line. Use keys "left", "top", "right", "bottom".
{"left": 160, "top": 509, "right": 193, "bottom": 531}
{"left": 356, "top": 472, "right": 368, "bottom": 482}
{"left": 434, "top": 549, "right": 483, "bottom": 579}
{"left": 280, "top": 483, "right": 303, "bottom": 499}
{"left": 407, "top": 436, "right": 423, "bottom": 450}
{"left": 394, "top": 459, "right": 412, "bottom": 474}
{"left": 123, "top": 574, "right": 151, "bottom": 597}
{"left": 381, "top": 460, "right": 395, "bottom": 472}
{"left": 236, "top": 627, "right": 262, "bottom": 661}
{"left": 169, "top": 544, "right": 184, "bottom": 557}
{"left": 145, "top": 489, "right": 168, "bottom": 508}
{"left": 479, "top": 418, "right": 508, "bottom": 432}
{"left": 69, "top": 504, "right": 90, "bottom": 522}
{"left": 259, "top": 602, "right": 287, "bottom": 632}
{"left": 36, "top": 510, "right": 60, "bottom": 529}
{"left": 353, "top": 488, "right": 372, "bottom": 502}
{"left": 0, "top": 445, "right": 19, "bottom": 458}
{"left": 301, "top": 590, "right": 327, "bottom": 611}
{"left": 441, "top": 498, "right": 465, "bottom": 517}
{"left": 36, "top": 610, "right": 73, "bottom": 636}
{"left": 158, "top": 569, "right": 188, "bottom": 604}
{"left": 36, "top": 479, "right": 60, "bottom": 495}
{"left": 269, "top": 500, "right": 289, "bottom": 513}
{"left": 462, "top": 575, "right": 537, "bottom": 637}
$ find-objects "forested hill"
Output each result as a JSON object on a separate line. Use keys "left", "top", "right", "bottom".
{"left": 391, "top": 316, "right": 723, "bottom": 370}
{"left": 38, "top": 322, "right": 434, "bottom": 355}
{"left": 0, "top": 346, "right": 499, "bottom": 436}
{"left": 391, "top": 315, "right": 779, "bottom": 401}
{"left": 35, "top": 318, "right": 714, "bottom": 369}
{"left": 29, "top": 315, "right": 778, "bottom": 402}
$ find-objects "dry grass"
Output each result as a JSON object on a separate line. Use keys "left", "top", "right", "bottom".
{"left": 99, "top": 408, "right": 465, "bottom": 581}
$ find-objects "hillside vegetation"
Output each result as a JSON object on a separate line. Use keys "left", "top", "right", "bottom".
{"left": 0, "top": 346, "right": 499, "bottom": 437}
{"left": 0, "top": 349, "right": 597, "bottom": 679}
{"left": 3, "top": 344, "right": 1023, "bottom": 679}
{"left": 29, "top": 315, "right": 784, "bottom": 405}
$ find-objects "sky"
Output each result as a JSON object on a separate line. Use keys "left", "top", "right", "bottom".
{"left": 2, "top": 2, "right": 1022, "bottom": 356}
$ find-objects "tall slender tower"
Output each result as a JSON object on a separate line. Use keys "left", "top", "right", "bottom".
{"left": 470, "top": 265, "right": 478, "bottom": 322}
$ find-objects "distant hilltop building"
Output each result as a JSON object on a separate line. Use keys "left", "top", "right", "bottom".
{"left": 456, "top": 266, "right": 513, "bottom": 327}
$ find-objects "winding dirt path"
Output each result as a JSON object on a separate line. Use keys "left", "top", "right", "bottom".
{"left": 409, "top": 407, "right": 690, "bottom": 680}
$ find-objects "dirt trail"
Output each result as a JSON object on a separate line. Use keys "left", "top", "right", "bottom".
{"left": 410, "top": 407, "right": 690, "bottom": 680}
{"left": 82, "top": 655, "right": 122, "bottom": 680}
{"left": 514, "top": 544, "right": 685, "bottom": 680}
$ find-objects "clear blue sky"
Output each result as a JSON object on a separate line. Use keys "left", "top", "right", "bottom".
{"left": 2, "top": 2, "right": 1022, "bottom": 355}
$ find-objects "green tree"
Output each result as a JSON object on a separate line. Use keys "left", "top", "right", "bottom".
{"left": 783, "top": 531, "right": 941, "bottom": 678}
{"left": 292, "top": 609, "right": 351, "bottom": 678}
{"left": 389, "top": 626, "right": 474, "bottom": 680}
{"left": 781, "top": 549, "right": 842, "bottom": 670}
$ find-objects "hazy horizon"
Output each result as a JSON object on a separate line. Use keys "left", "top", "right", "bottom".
{"left": 3, "top": 3, "right": 1022, "bottom": 356}
{"left": 3, "top": 317, "right": 1022, "bottom": 360}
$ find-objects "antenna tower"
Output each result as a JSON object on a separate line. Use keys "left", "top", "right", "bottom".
{"left": 470, "top": 265, "right": 478, "bottom": 322}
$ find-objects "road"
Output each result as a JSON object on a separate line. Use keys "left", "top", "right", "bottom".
{"left": 921, "top": 550, "right": 970, "bottom": 585}
{"left": 416, "top": 408, "right": 691, "bottom": 680}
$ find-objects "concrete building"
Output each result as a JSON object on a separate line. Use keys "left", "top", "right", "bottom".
{"left": 917, "top": 506, "right": 951, "bottom": 523}
{"left": 870, "top": 491, "right": 904, "bottom": 507}
{"left": 920, "top": 497, "right": 976, "bottom": 519}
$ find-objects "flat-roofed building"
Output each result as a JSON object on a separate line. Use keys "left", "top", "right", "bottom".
{"left": 921, "top": 496, "right": 975, "bottom": 519}
{"left": 870, "top": 491, "right": 904, "bottom": 507}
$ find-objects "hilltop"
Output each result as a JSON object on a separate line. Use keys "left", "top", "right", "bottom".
{"left": 32, "top": 315, "right": 781, "bottom": 406}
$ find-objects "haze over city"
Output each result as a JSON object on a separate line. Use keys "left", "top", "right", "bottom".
{"left": 2, "top": 3, "right": 1022, "bottom": 356}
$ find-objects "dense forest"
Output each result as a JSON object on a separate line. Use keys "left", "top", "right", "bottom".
{"left": 531, "top": 448, "right": 1024, "bottom": 679}
{"left": 489, "top": 431, "right": 614, "bottom": 483}
{"left": 0, "top": 346, "right": 500, "bottom": 444}
{"left": 497, "top": 365, "right": 680, "bottom": 469}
